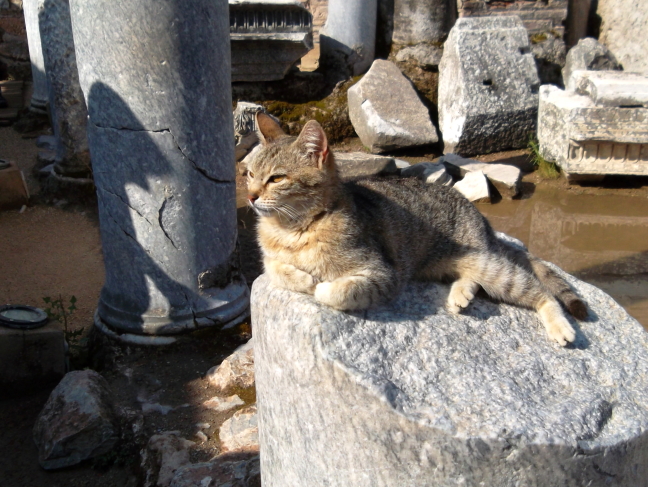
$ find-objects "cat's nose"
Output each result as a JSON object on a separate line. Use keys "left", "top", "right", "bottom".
{"left": 247, "top": 193, "right": 259, "bottom": 203}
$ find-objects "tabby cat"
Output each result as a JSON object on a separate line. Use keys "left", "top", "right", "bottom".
{"left": 246, "top": 113, "right": 587, "bottom": 346}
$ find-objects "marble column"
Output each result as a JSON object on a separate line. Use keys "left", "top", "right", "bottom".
{"left": 38, "top": 0, "right": 90, "bottom": 177}
{"left": 321, "top": 0, "right": 377, "bottom": 76}
{"left": 69, "top": 0, "right": 249, "bottom": 340}
{"left": 22, "top": 0, "right": 48, "bottom": 114}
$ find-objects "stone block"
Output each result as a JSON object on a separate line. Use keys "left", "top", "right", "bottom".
{"left": 597, "top": 0, "right": 648, "bottom": 74}
{"left": 452, "top": 169, "right": 490, "bottom": 203}
{"left": 0, "top": 319, "right": 64, "bottom": 391}
{"left": 572, "top": 71, "right": 648, "bottom": 108}
{"left": 348, "top": 59, "right": 438, "bottom": 153}
{"left": 334, "top": 152, "right": 397, "bottom": 179}
{"left": 0, "top": 160, "right": 29, "bottom": 210}
{"left": 563, "top": 37, "right": 621, "bottom": 91}
{"left": 229, "top": 2, "right": 313, "bottom": 82}
{"left": 441, "top": 153, "right": 521, "bottom": 198}
{"left": 438, "top": 16, "right": 540, "bottom": 156}
{"left": 392, "top": 0, "right": 451, "bottom": 46}
{"left": 538, "top": 78, "right": 648, "bottom": 179}
{"left": 252, "top": 268, "right": 648, "bottom": 486}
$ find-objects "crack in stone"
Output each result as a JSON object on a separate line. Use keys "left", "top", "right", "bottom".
{"left": 158, "top": 196, "right": 179, "bottom": 250}
{"left": 100, "top": 187, "right": 154, "bottom": 227}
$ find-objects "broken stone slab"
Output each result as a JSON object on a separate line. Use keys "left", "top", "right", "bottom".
{"left": 452, "top": 169, "right": 491, "bottom": 203}
{"left": 562, "top": 37, "right": 621, "bottom": 92}
{"left": 203, "top": 395, "right": 245, "bottom": 413}
{"left": 348, "top": 59, "right": 438, "bottom": 153}
{"left": 441, "top": 153, "right": 521, "bottom": 198}
{"left": 537, "top": 83, "right": 648, "bottom": 179}
{"left": 394, "top": 44, "right": 443, "bottom": 69}
{"left": 219, "top": 405, "right": 259, "bottom": 454}
{"left": 394, "top": 159, "right": 411, "bottom": 169}
{"left": 252, "top": 268, "right": 648, "bottom": 486}
{"left": 142, "top": 431, "right": 196, "bottom": 487}
{"left": 571, "top": 70, "right": 648, "bottom": 108}
{"left": 438, "top": 16, "right": 540, "bottom": 156}
{"left": 170, "top": 454, "right": 260, "bottom": 487}
{"left": 333, "top": 152, "right": 397, "bottom": 179}
{"left": 206, "top": 339, "right": 255, "bottom": 394}
{"left": 399, "top": 162, "right": 453, "bottom": 187}
{"left": 33, "top": 370, "right": 119, "bottom": 470}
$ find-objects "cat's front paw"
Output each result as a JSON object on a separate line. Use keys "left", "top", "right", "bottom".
{"left": 446, "top": 279, "right": 478, "bottom": 314}
{"left": 314, "top": 282, "right": 342, "bottom": 309}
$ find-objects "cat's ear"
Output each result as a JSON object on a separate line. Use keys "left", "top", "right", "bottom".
{"left": 255, "top": 112, "right": 287, "bottom": 145}
{"left": 296, "top": 120, "right": 330, "bottom": 170}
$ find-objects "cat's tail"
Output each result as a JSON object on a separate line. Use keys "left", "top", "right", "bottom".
{"left": 529, "top": 258, "right": 588, "bottom": 320}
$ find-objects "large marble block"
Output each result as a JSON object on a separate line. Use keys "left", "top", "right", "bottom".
{"left": 438, "top": 16, "right": 540, "bottom": 156}
{"left": 253, "top": 262, "right": 648, "bottom": 486}
{"left": 538, "top": 71, "right": 648, "bottom": 180}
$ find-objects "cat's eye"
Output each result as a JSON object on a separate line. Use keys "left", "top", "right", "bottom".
{"left": 268, "top": 175, "right": 286, "bottom": 183}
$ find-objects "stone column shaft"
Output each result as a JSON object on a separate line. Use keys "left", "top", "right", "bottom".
{"left": 22, "top": 0, "right": 48, "bottom": 113}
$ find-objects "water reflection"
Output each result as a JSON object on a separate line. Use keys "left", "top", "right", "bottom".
{"left": 480, "top": 186, "right": 648, "bottom": 329}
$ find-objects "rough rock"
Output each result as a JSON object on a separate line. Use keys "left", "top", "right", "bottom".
{"left": 438, "top": 16, "right": 540, "bottom": 156}
{"left": 399, "top": 162, "right": 453, "bottom": 187}
{"left": 333, "top": 152, "right": 397, "bottom": 179}
{"left": 33, "top": 370, "right": 119, "bottom": 470}
{"left": 252, "top": 266, "right": 648, "bottom": 486}
{"left": 394, "top": 159, "right": 411, "bottom": 169}
{"left": 170, "top": 454, "right": 261, "bottom": 487}
{"left": 563, "top": 37, "right": 622, "bottom": 92}
{"left": 233, "top": 102, "right": 278, "bottom": 163}
{"left": 206, "top": 339, "right": 254, "bottom": 394}
{"left": 143, "top": 431, "right": 196, "bottom": 487}
{"left": 348, "top": 59, "right": 438, "bottom": 153}
{"left": 219, "top": 405, "right": 259, "bottom": 453}
{"left": 597, "top": 0, "right": 648, "bottom": 74}
{"left": 203, "top": 395, "right": 245, "bottom": 413}
{"left": 452, "top": 170, "right": 491, "bottom": 203}
{"left": 441, "top": 153, "right": 521, "bottom": 198}
{"left": 395, "top": 44, "right": 443, "bottom": 69}
{"left": 530, "top": 35, "right": 566, "bottom": 87}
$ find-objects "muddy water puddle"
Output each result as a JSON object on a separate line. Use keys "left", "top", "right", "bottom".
{"left": 479, "top": 186, "right": 648, "bottom": 329}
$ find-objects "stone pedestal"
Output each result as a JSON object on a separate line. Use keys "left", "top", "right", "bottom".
{"left": 38, "top": 0, "right": 90, "bottom": 178}
{"left": 69, "top": 0, "right": 249, "bottom": 338}
{"left": 320, "top": 0, "right": 377, "bottom": 76}
{"left": 22, "top": 0, "right": 48, "bottom": 113}
{"left": 392, "top": 0, "right": 452, "bottom": 46}
{"left": 253, "top": 267, "right": 648, "bottom": 486}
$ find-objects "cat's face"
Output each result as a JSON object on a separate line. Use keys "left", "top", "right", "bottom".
{"left": 246, "top": 114, "right": 336, "bottom": 223}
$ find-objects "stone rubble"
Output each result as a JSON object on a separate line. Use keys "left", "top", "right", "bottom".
{"left": 206, "top": 339, "right": 255, "bottom": 394}
{"left": 400, "top": 162, "right": 453, "bottom": 187}
{"left": 334, "top": 151, "right": 397, "bottom": 179}
{"left": 438, "top": 16, "right": 540, "bottom": 156}
{"left": 142, "top": 431, "right": 196, "bottom": 487}
{"left": 452, "top": 169, "right": 491, "bottom": 203}
{"left": 170, "top": 454, "right": 261, "bottom": 487}
{"left": 219, "top": 405, "right": 259, "bottom": 454}
{"left": 203, "top": 394, "right": 245, "bottom": 413}
{"left": 33, "top": 370, "right": 119, "bottom": 470}
{"left": 597, "top": 0, "right": 648, "bottom": 74}
{"left": 562, "top": 37, "right": 621, "bottom": 92}
{"left": 441, "top": 153, "right": 521, "bottom": 199}
{"left": 348, "top": 59, "right": 438, "bottom": 153}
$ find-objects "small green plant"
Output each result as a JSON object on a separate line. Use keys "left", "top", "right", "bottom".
{"left": 528, "top": 135, "right": 560, "bottom": 179}
{"left": 43, "top": 295, "right": 86, "bottom": 358}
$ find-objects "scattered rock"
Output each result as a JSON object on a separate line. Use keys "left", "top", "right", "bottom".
{"left": 219, "top": 405, "right": 259, "bottom": 453}
{"left": 33, "top": 370, "right": 119, "bottom": 470}
{"left": 452, "top": 170, "right": 491, "bottom": 203}
{"left": 563, "top": 37, "right": 621, "bottom": 91}
{"left": 395, "top": 44, "right": 443, "bottom": 69}
{"left": 438, "top": 16, "right": 539, "bottom": 156}
{"left": 206, "top": 340, "right": 254, "bottom": 394}
{"left": 530, "top": 35, "right": 566, "bottom": 86}
{"left": 171, "top": 454, "right": 261, "bottom": 487}
{"left": 334, "top": 152, "right": 397, "bottom": 179}
{"left": 142, "top": 431, "right": 196, "bottom": 487}
{"left": 400, "top": 162, "right": 453, "bottom": 186}
{"left": 203, "top": 394, "right": 245, "bottom": 413}
{"left": 394, "top": 159, "right": 411, "bottom": 169}
{"left": 251, "top": 266, "right": 648, "bottom": 485}
{"left": 441, "top": 154, "right": 521, "bottom": 198}
{"left": 348, "top": 59, "right": 438, "bottom": 153}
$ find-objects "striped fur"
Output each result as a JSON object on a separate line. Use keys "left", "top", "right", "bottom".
{"left": 247, "top": 115, "right": 587, "bottom": 346}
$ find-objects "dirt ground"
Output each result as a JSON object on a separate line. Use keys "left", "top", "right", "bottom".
{"left": 2, "top": 124, "right": 648, "bottom": 486}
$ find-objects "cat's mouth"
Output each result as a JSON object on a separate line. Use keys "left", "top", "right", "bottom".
{"left": 249, "top": 200, "right": 302, "bottom": 221}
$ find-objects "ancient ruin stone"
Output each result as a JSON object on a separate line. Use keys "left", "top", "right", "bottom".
{"left": 203, "top": 395, "right": 245, "bottom": 413}
{"left": 219, "top": 405, "right": 259, "bottom": 453}
{"left": 563, "top": 37, "right": 621, "bottom": 91}
{"left": 392, "top": 0, "right": 450, "bottom": 46}
{"left": 143, "top": 431, "right": 196, "bottom": 487}
{"left": 441, "top": 153, "right": 521, "bottom": 198}
{"left": 252, "top": 261, "right": 648, "bottom": 486}
{"left": 348, "top": 59, "right": 438, "bottom": 153}
{"left": 438, "top": 16, "right": 540, "bottom": 156}
{"left": 171, "top": 454, "right": 261, "bottom": 487}
{"left": 597, "top": 0, "right": 648, "bottom": 74}
{"left": 206, "top": 339, "right": 254, "bottom": 394}
{"left": 538, "top": 74, "right": 648, "bottom": 180}
{"left": 395, "top": 44, "right": 443, "bottom": 69}
{"left": 334, "top": 152, "right": 397, "bottom": 179}
{"left": 33, "top": 370, "right": 119, "bottom": 470}
{"left": 452, "top": 169, "right": 491, "bottom": 203}
{"left": 400, "top": 162, "right": 452, "bottom": 186}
